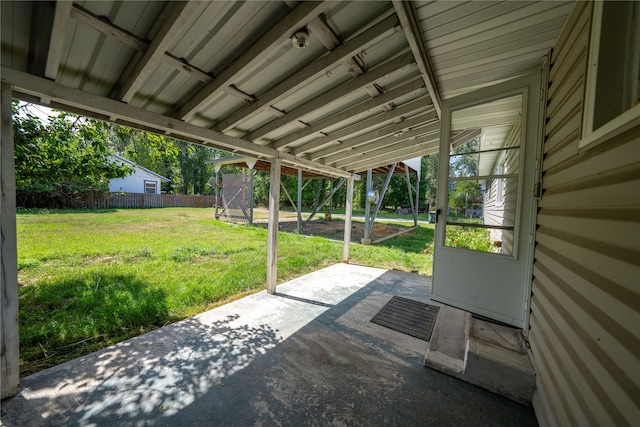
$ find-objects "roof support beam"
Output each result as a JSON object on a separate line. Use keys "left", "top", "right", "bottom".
{"left": 2, "top": 66, "right": 352, "bottom": 179}
{"left": 249, "top": 51, "right": 418, "bottom": 145}
{"left": 70, "top": 4, "right": 213, "bottom": 85}
{"left": 114, "top": 1, "right": 200, "bottom": 103}
{"left": 281, "top": 77, "right": 425, "bottom": 153}
{"left": 71, "top": 4, "right": 146, "bottom": 50}
{"left": 213, "top": 13, "right": 401, "bottom": 133}
{"left": 45, "top": 1, "right": 73, "bottom": 80}
{"left": 451, "top": 128, "right": 482, "bottom": 149}
{"left": 393, "top": 0, "right": 442, "bottom": 119}
{"left": 308, "top": 110, "right": 437, "bottom": 161}
{"left": 327, "top": 122, "right": 439, "bottom": 166}
{"left": 174, "top": 2, "right": 332, "bottom": 121}
{"left": 334, "top": 133, "right": 438, "bottom": 170}
{"left": 341, "top": 137, "right": 439, "bottom": 172}
{"left": 307, "top": 16, "right": 383, "bottom": 98}
{"left": 285, "top": 96, "right": 429, "bottom": 158}
{"left": 308, "top": 16, "right": 366, "bottom": 80}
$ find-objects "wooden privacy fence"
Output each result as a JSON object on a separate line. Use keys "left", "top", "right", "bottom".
{"left": 93, "top": 193, "right": 217, "bottom": 209}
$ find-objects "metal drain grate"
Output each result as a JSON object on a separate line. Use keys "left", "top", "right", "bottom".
{"left": 370, "top": 296, "right": 440, "bottom": 341}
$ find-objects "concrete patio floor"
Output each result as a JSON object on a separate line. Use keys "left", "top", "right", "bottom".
{"left": 1, "top": 264, "right": 537, "bottom": 426}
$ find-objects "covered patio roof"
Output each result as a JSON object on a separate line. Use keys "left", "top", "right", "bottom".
{"left": 1, "top": 1, "right": 574, "bottom": 177}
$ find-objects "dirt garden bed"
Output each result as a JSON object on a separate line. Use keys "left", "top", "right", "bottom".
{"left": 254, "top": 217, "right": 412, "bottom": 242}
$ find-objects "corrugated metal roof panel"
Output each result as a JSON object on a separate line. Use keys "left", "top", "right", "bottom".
{"left": 78, "top": 1, "right": 166, "bottom": 39}
{"left": 59, "top": 20, "right": 131, "bottom": 95}
{"left": 185, "top": 2, "right": 289, "bottom": 76}
{"left": 1, "top": 2, "right": 32, "bottom": 70}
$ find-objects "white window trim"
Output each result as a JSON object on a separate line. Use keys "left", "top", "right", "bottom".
{"left": 580, "top": 1, "right": 640, "bottom": 152}
{"left": 144, "top": 180, "right": 157, "bottom": 194}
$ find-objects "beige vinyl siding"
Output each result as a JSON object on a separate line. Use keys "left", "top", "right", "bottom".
{"left": 484, "top": 124, "right": 520, "bottom": 254}
{"left": 530, "top": 1, "right": 640, "bottom": 425}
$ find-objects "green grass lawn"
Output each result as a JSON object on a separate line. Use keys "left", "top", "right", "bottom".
{"left": 17, "top": 207, "right": 433, "bottom": 375}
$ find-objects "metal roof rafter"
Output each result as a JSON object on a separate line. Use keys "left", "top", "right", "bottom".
{"left": 70, "top": 4, "right": 213, "bottom": 84}
{"left": 113, "top": 1, "right": 200, "bottom": 103}
{"left": 283, "top": 77, "right": 425, "bottom": 153}
{"left": 250, "top": 51, "right": 420, "bottom": 146}
{"left": 174, "top": 1, "right": 333, "bottom": 121}
{"left": 283, "top": 96, "right": 430, "bottom": 158}
{"left": 307, "top": 110, "right": 437, "bottom": 161}
{"left": 393, "top": 0, "right": 442, "bottom": 119}
{"left": 326, "top": 121, "right": 439, "bottom": 166}
{"left": 44, "top": 1, "right": 73, "bottom": 80}
{"left": 344, "top": 140, "right": 439, "bottom": 173}
{"left": 212, "top": 13, "right": 401, "bottom": 133}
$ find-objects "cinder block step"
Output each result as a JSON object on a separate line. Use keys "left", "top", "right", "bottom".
{"left": 424, "top": 306, "right": 536, "bottom": 405}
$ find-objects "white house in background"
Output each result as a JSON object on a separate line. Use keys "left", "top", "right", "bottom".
{"left": 108, "top": 155, "right": 170, "bottom": 195}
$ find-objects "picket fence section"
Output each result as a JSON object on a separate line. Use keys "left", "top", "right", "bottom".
{"left": 93, "top": 193, "right": 216, "bottom": 209}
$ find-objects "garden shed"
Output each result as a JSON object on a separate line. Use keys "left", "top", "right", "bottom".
{"left": 1, "top": 1, "right": 638, "bottom": 425}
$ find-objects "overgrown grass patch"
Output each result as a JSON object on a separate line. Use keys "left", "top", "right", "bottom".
{"left": 17, "top": 208, "right": 433, "bottom": 375}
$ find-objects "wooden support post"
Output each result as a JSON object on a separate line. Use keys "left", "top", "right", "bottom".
{"left": 414, "top": 170, "right": 420, "bottom": 226}
{"left": 405, "top": 167, "right": 417, "bottom": 226}
{"left": 363, "top": 169, "right": 373, "bottom": 242}
{"left": 266, "top": 158, "right": 281, "bottom": 294}
{"left": 329, "top": 179, "right": 333, "bottom": 219}
{"left": 343, "top": 176, "right": 355, "bottom": 263}
{"left": 249, "top": 169, "right": 255, "bottom": 225}
{"left": 214, "top": 170, "right": 220, "bottom": 219}
{"left": 297, "top": 169, "right": 302, "bottom": 232}
{"left": 371, "top": 163, "right": 397, "bottom": 224}
{"left": 1, "top": 83, "right": 19, "bottom": 399}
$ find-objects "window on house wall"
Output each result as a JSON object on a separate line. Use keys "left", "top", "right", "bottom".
{"left": 144, "top": 181, "right": 157, "bottom": 194}
{"left": 582, "top": 0, "right": 640, "bottom": 149}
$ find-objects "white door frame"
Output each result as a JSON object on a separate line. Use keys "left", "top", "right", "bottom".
{"left": 432, "top": 72, "right": 543, "bottom": 330}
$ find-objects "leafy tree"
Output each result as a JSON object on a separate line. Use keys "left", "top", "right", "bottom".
{"left": 13, "top": 102, "right": 131, "bottom": 207}
{"left": 449, "top": 138, "right": 478, "bottom": 177}
{"left": 449, "top": 180, "right": 482, "bottom": 215}
{"left": 447, "top": 138, "right": 481, "bottom": 216}
{"left": 422, "top": 154, "right": 438, "bottom": 210}
{"left": 107, "top": 124, "right": 221, "bottom": 194}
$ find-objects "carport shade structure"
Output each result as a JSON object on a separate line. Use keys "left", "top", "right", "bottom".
{"left": 0, "top": 0, "right": 577, "bottom": 406}
{"left": 207, "top": 155, "right": 419, "bottom": 235}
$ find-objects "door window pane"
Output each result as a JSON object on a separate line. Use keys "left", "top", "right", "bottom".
{"left": 444, "top": 94, "right": 522, "bottom": 256}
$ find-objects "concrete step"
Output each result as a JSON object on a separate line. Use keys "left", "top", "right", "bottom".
{"left": 424, "top": 307, "right": 536, "bottom": 405}
{"left": 424, "top": 305, "right": 470, "bottom": 374}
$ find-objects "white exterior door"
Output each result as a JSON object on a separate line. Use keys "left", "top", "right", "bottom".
{"left": 432, "top": 72, "right": 543, "bottom": 329}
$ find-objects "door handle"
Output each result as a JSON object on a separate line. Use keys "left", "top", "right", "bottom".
{"left": 435, "top": 208, "right": 441, "bottom": 224}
